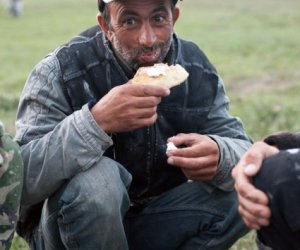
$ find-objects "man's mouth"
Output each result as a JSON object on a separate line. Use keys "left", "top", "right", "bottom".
{"left": 138, "top": 49, "right": 161, "bottom": 64}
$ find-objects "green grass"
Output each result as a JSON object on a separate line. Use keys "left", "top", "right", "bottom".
{"left": 177, "top": 0, "right": 300, "bottom": 141}
{"left": 1, "top": 0, "right": 300, "bottom": 249}
{"left": 177, "top": 0, "right": 300, "bottom": 82}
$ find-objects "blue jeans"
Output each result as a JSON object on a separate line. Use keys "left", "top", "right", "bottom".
{"left": 30, "top": 157, "right": 248, "bottom": 250}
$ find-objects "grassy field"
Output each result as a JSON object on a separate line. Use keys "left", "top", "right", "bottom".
{"left": 1, "top": 0, "right": 300, "bottom": 249}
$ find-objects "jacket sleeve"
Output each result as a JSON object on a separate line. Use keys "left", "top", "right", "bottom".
{"left": 202, "top": 76, "right": 252, "bottom": 191}
{"left": 15, "top": 54, "right": 113, "bottom": 206}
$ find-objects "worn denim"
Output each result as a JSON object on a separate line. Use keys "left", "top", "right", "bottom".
{"left": 29, "top": 157, "right": 247, "bottom": 250}
{"left": 125, "top": 182, "right": 248, "bottom": 250}
{"left": 30, "top": 157, "right": 132, "bottom": 250}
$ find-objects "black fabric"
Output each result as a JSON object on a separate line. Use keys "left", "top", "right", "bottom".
{"left": 16, "top": 203, "right": 44, "bottom": 241}
{"left": 253, "top": 150, "right": 300, "bottom": 250}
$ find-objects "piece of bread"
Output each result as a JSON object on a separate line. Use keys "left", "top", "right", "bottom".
{"left": 131, "top": 63, "right": 189, "bottom": 89}
{"left": 166, "top": 142, "right": 178, "bottom": 152}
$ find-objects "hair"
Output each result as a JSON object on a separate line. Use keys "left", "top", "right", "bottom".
{"left": 102, "top": 5, "right": 111, "bottom": 27}
{"left": 99, "top": 0, "right": 177, "bottom": 28}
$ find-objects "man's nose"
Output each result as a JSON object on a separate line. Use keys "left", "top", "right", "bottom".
{"left": 138, "top": 22, "right": 157, "bottom": 47}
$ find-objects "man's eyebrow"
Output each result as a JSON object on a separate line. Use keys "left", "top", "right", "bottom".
{"left": 152, "top": 6, "right": 168, "bottom": 14}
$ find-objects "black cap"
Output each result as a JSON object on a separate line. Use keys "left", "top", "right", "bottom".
{"left": 98, "top": 0, "right": 181, "bottom": 13}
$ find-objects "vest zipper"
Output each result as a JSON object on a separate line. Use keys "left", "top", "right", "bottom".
{"left": 136, "top": 126, "right": 155, "bottom": 198}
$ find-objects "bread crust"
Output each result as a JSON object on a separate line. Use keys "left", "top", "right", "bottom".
{"left": 131, "top": 63, "right": 189, "bottom": 89}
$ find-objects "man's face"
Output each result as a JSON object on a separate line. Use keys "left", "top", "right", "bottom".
{"left": 102, "top": 0, "right": 179, "bottom": 70}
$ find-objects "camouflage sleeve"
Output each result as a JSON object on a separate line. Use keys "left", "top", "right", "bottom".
{"left": 0, "top": 122, "right": 23, "bottom": 250}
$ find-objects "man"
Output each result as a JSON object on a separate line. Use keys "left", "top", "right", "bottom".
{"left": 0, "top": 121, "right": 23, "bottom": 249}
{"left": 4, "top": 0, "right": 23, "bottom": 17}
{"left": 15, "top": 0, "right": 252, "bottom": 249}
{"left": 232, "top": 132, "right": 300, "bottom": 250}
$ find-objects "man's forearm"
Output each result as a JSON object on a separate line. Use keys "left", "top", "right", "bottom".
{"left": 19, "top": 105, "right": 112, "bottom": 206}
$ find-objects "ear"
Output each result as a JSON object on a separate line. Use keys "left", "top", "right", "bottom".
{"left": 97, "top": 13, "right": 113, "bottom": 41}
{"left": 172, "top": 6, "right": 180, "bottom": 25}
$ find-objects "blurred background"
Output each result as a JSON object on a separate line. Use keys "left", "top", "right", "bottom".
{"left": 1, "top": 0, "right": 299, "bottom": 249}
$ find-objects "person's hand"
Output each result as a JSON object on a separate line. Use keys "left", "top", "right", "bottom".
{"left": 232, "top": 142, "right": 279, "bottom": 229}
{"left": 91, "top": 83, "right": 170, "bottom": 133}
{"left": 166, "top": 133, "right": 219, "bottom": 181}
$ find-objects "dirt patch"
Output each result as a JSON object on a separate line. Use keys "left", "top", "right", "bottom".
{"left": 228, "top": 71, "right": 300, "bottom": 97}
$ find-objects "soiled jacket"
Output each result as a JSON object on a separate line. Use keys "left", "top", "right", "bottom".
{"left": 15, "top": 26, "right": 252, "bottom": 237}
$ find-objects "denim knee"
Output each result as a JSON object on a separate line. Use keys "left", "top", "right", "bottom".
{"left": 39, "top": 157, "right": 132, "bottom": 249}
{"left": 59, "top": 156, "right": 132, "bottom": 218}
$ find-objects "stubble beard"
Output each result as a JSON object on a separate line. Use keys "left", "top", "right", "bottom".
{"left": 111, "top": 33, "right": 173, "bottom": 71}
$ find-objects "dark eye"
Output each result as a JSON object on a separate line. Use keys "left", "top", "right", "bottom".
{"left": 123, "top": 18, "right": 137, "bottom": 26}
{"left": 153, "top": 15, "right": 166, "bottom": 23}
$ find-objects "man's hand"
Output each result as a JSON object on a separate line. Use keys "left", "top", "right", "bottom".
{"left": 166, "top": 133, "right": 219, "bottom": 181}
{"left": 231, "top": 142, "right": 279, "bottom": 229}
{"left": 91, "top": 83, "right": 170, "bottom": 133}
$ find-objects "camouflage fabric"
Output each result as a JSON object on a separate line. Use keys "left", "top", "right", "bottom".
{"left": 0, "top": 122, "right": 23, "bottom": 250}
